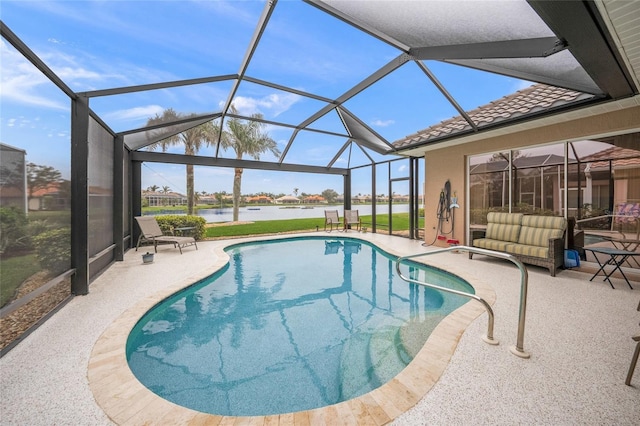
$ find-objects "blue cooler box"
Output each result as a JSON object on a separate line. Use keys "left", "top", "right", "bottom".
{"left": 564, "top": 249, "right": 581, "bottom": 268}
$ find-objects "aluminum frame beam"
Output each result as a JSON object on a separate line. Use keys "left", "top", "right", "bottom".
{"left": 528, "top": 0, "right": 637, "bottom": 98}
{"left": 410, "top": 37, "right": 566, "bottom": 60}
{"left": 77, "top": 75, "right": 237, "bottom": 98}
{"left": 415, "top": 61, "right": 477, "bottom": 132}
{"left": 132, "top": 151, "right": 349, "bottom": 175}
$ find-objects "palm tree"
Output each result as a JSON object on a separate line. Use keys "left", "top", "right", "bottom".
{"left": 147, "top": 109, "right": 220, "bottom": 215}
{"left": 147, "top": 185, "right": 159, "bottom": 192}
{"left": 220, "top": 106, "right": 280, "bottom": 221}
{"left": 161, "top": 185, "right": 171, "bottom": 194}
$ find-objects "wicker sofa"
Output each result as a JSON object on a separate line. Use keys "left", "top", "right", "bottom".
{"left": 469, "top": 212, "right": 567, "bottom": 276}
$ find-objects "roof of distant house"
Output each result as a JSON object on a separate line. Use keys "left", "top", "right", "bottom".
{"left": 276, "top": 195, "right": 300, "bottom": 201}
{"left": 393, "top": 84, "right": 594, "bottom": 149}
{"left": 581, "top": 146, "right": 640, "bottom": 170}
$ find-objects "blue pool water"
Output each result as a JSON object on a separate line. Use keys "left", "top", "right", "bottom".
{"left": 126, "top": 237, "right": 473, "bottom": 416}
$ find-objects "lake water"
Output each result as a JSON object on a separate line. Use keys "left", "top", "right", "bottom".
{"left": 152, "top": 204, "right": 410, "bottom": 223}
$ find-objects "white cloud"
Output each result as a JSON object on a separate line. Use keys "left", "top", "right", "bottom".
{"left": 228, "top": 92, "right": 301, "bottom": 117}
{"left": 0, "top": 41, "right": 68, "bottom": 110}
{"left": 104, "top": 105, "right": 166, "bottom": 122}
{"left": 54, "top": 66, "right": 103, "bottom": 81}
{"left": 371, "top": 119, "right": 395, "bottom": 127}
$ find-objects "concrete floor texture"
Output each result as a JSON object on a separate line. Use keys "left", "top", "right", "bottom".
{"left": 1, "top": 233, "right": 639, "bottom": 425}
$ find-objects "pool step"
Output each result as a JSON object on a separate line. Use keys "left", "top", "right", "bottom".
{"left": 338, "top": 316, "right": 445, "bottom": 401}
{"left": 338, "top": 325, "right": 410, "bottom": 401}
{"left": 338, "top": 331, "right": 380, "bottom": 401}
{"left": 368, "top": 326, "right": 411, "bottom": 386}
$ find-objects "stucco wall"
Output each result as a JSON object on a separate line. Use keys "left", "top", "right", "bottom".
{"left": 422, "top": 105, "right": 640, "bottom": 246}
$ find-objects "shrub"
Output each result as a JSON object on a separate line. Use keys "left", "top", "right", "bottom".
{"left": 32, "top": 228, "right": 71, "bottom": 274}
{"left": 155, "top": 215, "right": 206, "bottom": 240}
{"left": 27, "top": 219, "right": 55, "bottom": 237}
{"left": 0, "top": 207, "right": 31, "bottom": 254}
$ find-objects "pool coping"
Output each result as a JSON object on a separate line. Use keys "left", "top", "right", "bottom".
{"left": 87, "top": 234, "right": 496, "bottom": 425}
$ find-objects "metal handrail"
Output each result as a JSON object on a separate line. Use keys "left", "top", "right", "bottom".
{"left": 396, "top": 245, "right": 530, "bottom": 359}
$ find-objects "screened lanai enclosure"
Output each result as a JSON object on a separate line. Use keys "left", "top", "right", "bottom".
{"left": 1, "top": 0, "right": 639, "bottom": 354}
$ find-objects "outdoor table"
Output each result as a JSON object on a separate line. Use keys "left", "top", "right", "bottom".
{"left": 584, "top": 247, "right": 638, "bottom": 289}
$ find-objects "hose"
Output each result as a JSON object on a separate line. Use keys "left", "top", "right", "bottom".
{"left": 423, "top": 183, "right": 452, "bottom": 246}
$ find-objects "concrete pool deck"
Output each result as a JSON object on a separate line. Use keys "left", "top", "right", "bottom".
{"left": 1, "top": 233, "right": 639, "bottom": 425}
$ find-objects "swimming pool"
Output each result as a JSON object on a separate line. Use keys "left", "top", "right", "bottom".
{"left": 126, "top": 236, "right": 473, "bottom": 416}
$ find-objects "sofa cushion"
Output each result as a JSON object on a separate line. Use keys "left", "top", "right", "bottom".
{"left": 517, "top": 216, "right": 566, "bottom": 247}
{"left": 485, "top": 212, "right": 523, "bottom": 243}
{"left": 506, "top": 243, "right": 548, "bottom": 259}
{"left": 472, "top": 238, "right": 513, "bottom": 252}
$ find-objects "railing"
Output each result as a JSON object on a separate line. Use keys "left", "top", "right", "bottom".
{"left": 396, "top": 246, "right": 530, "bottom": 359}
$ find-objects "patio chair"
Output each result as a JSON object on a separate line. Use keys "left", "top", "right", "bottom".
{"left": 324, "top": 210, "right": 342, "bottom": 232}
{"left": 343, "top": 209, "right": 361, "bottom": 232}
{"left": 324, "top": 240, "right": 343, "bottom": 254}
{"left": 609, "top": 206, "right": 640, "bottom": 268}
{"left": 134, "top": 216, "right": 197, "bottom": 254}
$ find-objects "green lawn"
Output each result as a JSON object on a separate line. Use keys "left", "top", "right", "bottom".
{"left": 0, "top": 254, "right": 40, "bottom": 307}
{"left": 205, "top": 213, "right": 423, "bottom": 238}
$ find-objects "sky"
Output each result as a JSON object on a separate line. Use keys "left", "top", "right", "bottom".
{"left": 1, "top": 0, "right": 543, "bottom": 197}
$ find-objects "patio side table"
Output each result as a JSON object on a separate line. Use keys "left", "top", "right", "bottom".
{"left": 173, "top": 226, "right": 196, "bottom": 237}
{"left": 584, "top": 247, "right": 638, "bottom": 289}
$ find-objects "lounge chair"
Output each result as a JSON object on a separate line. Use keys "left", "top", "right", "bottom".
{"left": 343, "top": 209, "right": 361, "bottom": 232}
{"left": 134, "top": 216, "right": 197, "bottom": 254}
{"left": 324, "top": 210, "right": 342, "bottom": 232}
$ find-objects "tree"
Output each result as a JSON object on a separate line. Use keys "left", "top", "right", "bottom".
{"left": 26, "top": 162, "right": 62, "bottom": 198}
{"left": 293, "top": 188, "right": 299, "bottom": 197}
{"left": 322, "top": 189, "right": 338, "bottom": 204}
{"left": 161, "top": 186, "right": 171, "bottom": 194}
{"left": 214, "top": 192, "right": 225, "bottom": 208}
{"left": 220, "top": 106, "right": 280, "bottom": 221}
{"left": 146, "top": 109, "right": 220, "bottom": 215}
{"left": 147, "top": 185, "right": 159, "bottom": 192}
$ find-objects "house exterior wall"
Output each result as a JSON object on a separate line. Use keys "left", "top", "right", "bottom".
{"left": 423, "top": 105, "right": 640, "bottom": 247}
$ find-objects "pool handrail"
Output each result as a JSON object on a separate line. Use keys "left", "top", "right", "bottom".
{"left": 396, "top": 245, "right": 531, "bottom": 359}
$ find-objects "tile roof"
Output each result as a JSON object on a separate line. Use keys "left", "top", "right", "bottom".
{"left": 581, "top": 146, "right": 640, "bottom": 170}
{"left": 393, "top": 84, "right": 595, "bottom": 149}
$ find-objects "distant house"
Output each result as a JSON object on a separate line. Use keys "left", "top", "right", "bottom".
{"left": 275, "top": 195, "right": 300, "bottom": 204}
{"left": 392, "top": 194, "right": 410, "bottom": 202}
{"left": 0, "top": 143, "right": 27, "bottom": 213}
{"left": 29, "top": 182, "right": 70, "bottom": 211}
{"left": 143, "top": 191, "right": 187, "bottom": 206}
{"left": 246, "top": 195, "right": 273, "bottom": 204}
{"left": 199, "top": 195, "right": 218, "bottom": 205}
{"left": 199, "top": 194, "right": 233, "bottom": 204}
{"left": 581, "top": 146, "right": 640, "bottom": 212}
{"left": 303, "top": 195, "right": 325, "bottom": 204}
